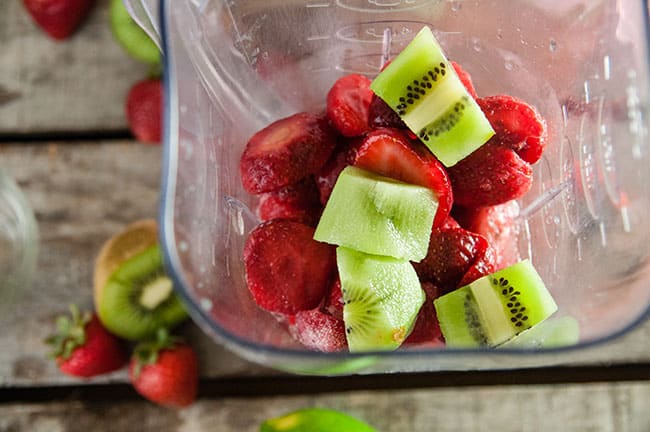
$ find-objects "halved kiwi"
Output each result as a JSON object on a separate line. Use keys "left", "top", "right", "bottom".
{"left": 94, "top": 220, "right": 187, "bottom": 340}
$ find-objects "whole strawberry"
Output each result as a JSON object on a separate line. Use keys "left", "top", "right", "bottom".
{"left": 129, "top": 329, "right": 198, "bottom": 408}
{"left": 23, "top": 0, "right": 95, "bottom": 40}
{"left": 45, "top": 305, "right": 127, "bottom": 378}
{"left": 126, "top": 79, "right": 162, "bottom": 144}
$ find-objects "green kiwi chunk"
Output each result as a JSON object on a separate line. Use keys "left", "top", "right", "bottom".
{"left": 109, "top": 0, "right": 161, "bottom": 65}
{"left": 314, "top": 166, "right": 437, "bottom": 262}
{"left": 370, "top": 26, "right": 494, "bottom": 167}
{"left": 498, "top": 316, "right": 580, "bottom": 349}
{"left": 337, "top": 247, "right": 424, "bottom": 352}
{"left": 434, "top": 260, "right": 558, "bottom": 347}
{"left": 260, "top": 408, "right": 377, "bottom": 432}
{"left": 97, "top": 245, "right": 187, "bottom": 340}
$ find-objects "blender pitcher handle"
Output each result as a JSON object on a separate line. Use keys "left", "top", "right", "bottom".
{"left": 122, "top": 0, "right": 162, "bottom": 50}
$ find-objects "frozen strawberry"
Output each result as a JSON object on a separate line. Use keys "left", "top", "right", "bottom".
{"left": 326, "top": 74, "right": 374, "bottom": 137}
{"left": 257, "top": 177, "right": 322, "bottom": 226}
{"left": 413, "top": 227, "right": 491, "bottom": 293}
{"left": 458, "top": 243, "right": 497, "bottom": 287}
{"left": 367, "top": 94, "right": 407, "bottom": 129}
{"left": 451, "top": 61, "right": 478, "bottom": 99}
{"left": 478, "top": 95, "right": 547, "bottom": 164}
{"left": 240, "top": 113, "right": 336, "bottom": 194}
{"left": 289, "top": 308, "right": 347, "bottom": 352}
{"left": 315, "top": 139, "right": 360, "bottom": 205}
{"left": 453, "top": 201, "right": 522, "bottom": 270}
{"left": 448, "top": 143, "right": 532, "bottom": 208}
{"left": 322, "top": 277, "right": 344, "bottom": 320}
{"left": 353, "top": 128, "right": 453, "bottom": 227}
{"left": 244, "top": 219, "right": 336, "bottom": 314}
{"left": 403, "top": 283, "right": 444, "bottom": 347}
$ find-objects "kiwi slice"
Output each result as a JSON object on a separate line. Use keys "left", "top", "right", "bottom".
{"left": 498, "top": 316, "right": 580, "bottom": 349}
{"left": 434, "top": 260, "right": 558, "bottom": 348}
{"left": 337, "top": 247, "right": 424, "bottom": 352}
{"left": 260, "top": 408, "right": 377, "bottom": 432}
{"left": 109, "top": 0, "right": 161, "bottom": 65}
{"left": 94, "top": 220, "right": 187, "bottom": 340}
{"left": 370, "top": 26, "right": 494, "bottom": 167}
{"left": 314, "top": 166, "right": 437, "bottom": 262}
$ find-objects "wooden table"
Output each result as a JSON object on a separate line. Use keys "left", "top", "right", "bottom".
{"left": 1, "top": 2, "right": 649, "bottom": 430}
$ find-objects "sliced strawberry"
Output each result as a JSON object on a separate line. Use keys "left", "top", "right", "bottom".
{"left": 289, "top": 308, "right": 347, "bottom": 352}
{"left": 244, "top": 220, "right": 336, "bottom": 314}
{"left": 240, "top": 112, "right": 336, "bottom": 194}
{"left": 412, "top": 227, "right": 491, "bottom": 293}
{"left": 322, "top": 276, "right": 344, "bottom": 321}
{"left": 477, "top": 95, "right": 547, "bottom": 164}
{"left": 448, "top": 143, "right": 532, "bottom": 208}
{"left": 403, "top": 283, "right": 444, "bottom": 347}
{"left": 453, "top": 201, "right": 522, "bottom": 270}
{"left": 353, "top": 128, "right": 453, "bottom": 227}
{"left": 326, "top": 74, "right": 374, "bottom": 137}
{"left": 367, "top": 94, "right": 407, "bottom": 129}
{"left": 451, "top": 61, "right": 478, "bottom": 99}
{"left": 257, "top": 177, "right": 323, "bottom": 226}
{"left": 315, "top": 138, "right": 360, "bottom": 205}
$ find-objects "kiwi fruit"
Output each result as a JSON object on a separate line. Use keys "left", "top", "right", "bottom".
{"left": 336, "top": 247, "right": 424, "bottom": 352}
{"left": 498, "top": 316, "right": 580, "bottom": 349}
{"left": 314, "top": 166, "right": 437, "bottom": 262}
{"left": 94, "top": 220, "right": 187, "bottom": 340}
{"left": 260, "top": 408, "right": 377, "bottom": 432}
{"left": 109, "top": 0, "right": 161, "bottom": 65}
{"left": 434, "top": 260, "right": 558, "bottom": 348}
{"left": 370, "top": 26, "right": 494, "bottom": 167}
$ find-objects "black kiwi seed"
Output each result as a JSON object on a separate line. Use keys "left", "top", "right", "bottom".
{"left": 495, "top": 275, "right": 532, "bottom": 329}
{"left": 417, "top": 96, "right": 470, "bottom": 142}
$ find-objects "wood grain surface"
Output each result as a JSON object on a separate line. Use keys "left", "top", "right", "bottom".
{"left": 1, "top": 382, "right": 649, "bottom": 431}
{"left": 0, "top": 0, "right": 151, "bottom": 135}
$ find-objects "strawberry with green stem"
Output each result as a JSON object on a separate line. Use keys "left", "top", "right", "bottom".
{"left": 129, "top": 328, "right": 198, "bottom": 408}
{"left": 45, "top": 304, "right": 127, "bottom": 378}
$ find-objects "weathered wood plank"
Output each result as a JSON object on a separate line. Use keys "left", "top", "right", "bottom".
{"left": 1, "top": 141, "right": 649, "bottom": 387}
{"left": 0, "top": 0, "right": 151, "bottom": 134}
{"left": 0, "top": 141, "right": 271, "bottom": 387}
{"left": 1, "top": 382, "right": 649, "bottom": 431}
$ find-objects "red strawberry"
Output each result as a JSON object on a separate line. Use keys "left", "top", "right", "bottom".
{"left": 453, "top": 201, "right": 522, "bottom": 270}
{"left": 126, "top": 79, "right": 163, "bottom": 144}
{"left": 367, "top": 94, "right": 407, "bottom": 129}
{"left": 353, "top": 128, "right": 453, "bottom": 227}
{"left": 458, "top": 243, "right": 497, "bottom": 287}
{"left": 326, "top": 74, "right": 374, "bottom": 137}
{"left": 477, "top": 95, "right": 547, "bottom": 164}
{"left": 45, "top": 305, "right": 127, "bottom": 378}
{"left": 23, "top": 0, "right": 94, "bottom": 40}
{"left": 240, "top": 112, "right": 336, "bottom": 194}
{"left": 322, "top": 276, "right": 344, "bottom": 320}
{"left": 451, "top": 61, "right": 478, "bottom": 99}
{"left": 315, "top": 138, "right": 360, "bottom": 204}
{"left": 289, "top": 308, "right": 347, "bottom": 352}
{"left": 257, "top": 177, "right": 322, "bottom": 226}
{"left": 244, "top": 219, "right": 336, "bottom": 314}
{"left": 448, "top": 143, "right": 533, "bottom": 208}
{"left": 413, "top": 227, "right": 491, "bottom": 293}
{"left": 129, "top": 330, "right": 198, "bottom": 408}
{"left": 403, "top": 283, "right": 444, "bottom": 347}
